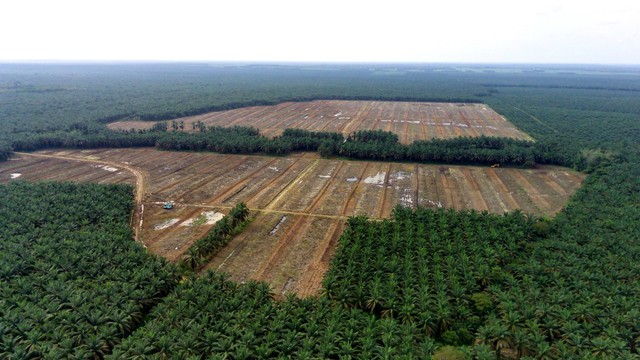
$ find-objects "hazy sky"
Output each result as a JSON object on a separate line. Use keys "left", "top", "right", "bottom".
{"left": 1, "top": 0, "right": 639, "bottom": 64}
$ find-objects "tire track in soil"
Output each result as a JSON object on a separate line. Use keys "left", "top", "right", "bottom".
{"left": 418, "top": 166, "right": 442, "bottom": 208}
{"left": 419, "top": 110, "right": 429, "bottom": 140}
{"left": 133, "top": 151, "right": 196, "bottom": 171}
{"left": 0, "top": 156, "right": 54, "bottom": 174}
{"left": 401, "top": 102, "right": 410, "bottom": 144}
{"left": 375, "top": 163, "right": 393, "bottom": 218}
{"left": 492, "top": 170, "right": 539, "bottom": 215}
{"left": 266, "top": 105, "right": 301, "bottom": 131}
{"left": 331, "top": 106, "right": 352, "bottom": 135}
{"left": 152, "top": 155, "right": 231, "bottom": 196}
{"left": 263, "top": 159, "right": 320, "bottom": 211}
{"left": 438, "top": 167, "right": 457, "bottom": 210}
{"left": 226, "top": 106, "right": 272, "bottom": 127}
{"left": 260, "top": 103, "right": 300, "bottom": 131}
{"left": 197, "top": 106, "right": 245, "bottom": 126}
{"left": 287, "top": 103, "right": 324, "bottom": 131}
{"left": 205, "top": 157, "right": 280, "bottom": 205}
{"left": 460, "top": 107, "right": 472, "bottom": 135}
{"left": 485, "top": 168, "right": 520, "bottom": 212}
{"left": 537, "top": 171, "right": 570, "bottom": 197}
{"left": 305, "top": 161, "right": 345, "bottom": 214}
{"left": 341, "top": 162, "right": 370, "bottom": 216}
{"left": 71, "top": 165, "right": 133, "bottom": 184}
{"left": 510, "top": 170, "right": 551, "bottom": 212}
{"left": 22, "top": 161, "right": 95, "bottom": 182}
{"left": 199, "top": 212, "right": 281, "bottom": 280}
{"left": 385, "top": 102, "right": 398, "bottom": 133}
{"left": 252, "top": 215, "right": 313, "bottom": 284}
{"left": 144, "top": 153, "right": 212, "bottom": 186}
{"left": 413, "top": 164, "right": 419, "bottom": 210}
{"left": 446, "top": 167, "right": 469, "bottom": 210}
{"left": 362, "top": 101, "right": 381, "bottom": 131}
{"left": 165, "top": 156, "right": 250, "bottom": 202}
{"left": 295, "top": 219, "right": 345, "bottom": 298}
{"left": 371, "top": 108, "right": 385, "bottom": 132}
{"left": 206, "top": 107, "right": 251, "bottom": 128}
{"left": 435, "top": 111, "right": 447, "bottom": 139}
{"left": 307, "top": 102, "right": 326, "bottom": 131}
{"left": 240, "top": 157, "right": 305, "bottom": 207}
{"left": 461, "top": 168, "right": 489, "bottom": 211}
{"left": 474, "top": 169, "right": 510, "bottom": 213}
{"left": 343, "top": 101, "right": 373, "bottom": 135}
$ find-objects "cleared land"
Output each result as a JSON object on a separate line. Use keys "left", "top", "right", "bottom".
{"left": 1, "top": 149, "right": 584, "bottom": 297}
{"left": 108, "top": 100, "right": 534, "bottom": 143}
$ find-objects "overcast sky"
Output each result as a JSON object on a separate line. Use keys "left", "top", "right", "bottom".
{"left": 1, "top": 0, "right": 638, "bottom": 64}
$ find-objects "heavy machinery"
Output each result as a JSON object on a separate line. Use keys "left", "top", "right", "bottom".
{"left": 163, "top": 201, "right": 174, "bottom": 210}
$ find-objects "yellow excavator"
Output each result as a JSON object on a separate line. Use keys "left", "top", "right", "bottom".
{"left": 490, "top": 164, "right": 500, "bottom": 168}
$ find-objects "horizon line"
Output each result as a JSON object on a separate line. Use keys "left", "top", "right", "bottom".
{"left": 1, "top": 59, "right": 640, "bottom": 67}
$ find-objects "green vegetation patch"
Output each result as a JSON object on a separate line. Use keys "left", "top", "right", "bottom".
{"left": 0, "top": 182, "right": 179, "bottom": 358}
{"left": 0, "top": 141, "right": 11, "bottom": 161}
{"left": 324, "top": 206, "right": 536, "bottom": 345}
{"left": 110, "top": 272, "right": 436, "bottom": 359}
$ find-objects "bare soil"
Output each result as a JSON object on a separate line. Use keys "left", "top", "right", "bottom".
{"left": 1, "top": 148, "right": 584, "bottom": 297}
{"left": 107, "top": 100, "right": 534, "bottom": 144}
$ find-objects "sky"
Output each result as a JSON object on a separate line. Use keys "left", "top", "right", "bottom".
{"left": 1, "top": 0, "right": 639, "bottom": 64}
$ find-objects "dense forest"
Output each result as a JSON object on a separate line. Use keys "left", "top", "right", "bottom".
{"left": 1, "top": 63, "right": 639, "bottom": 358}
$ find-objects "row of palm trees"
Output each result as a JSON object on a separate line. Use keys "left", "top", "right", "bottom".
{"left": 179, "top": 203, "right": 251, "bottom": 272}
{"left": 339, "top": 137, "right": 538, "bottom": 166}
